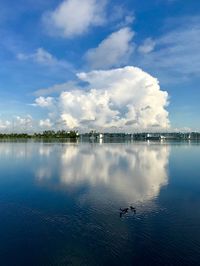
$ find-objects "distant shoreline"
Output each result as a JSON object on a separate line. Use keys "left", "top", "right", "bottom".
{"left": 0, "top": 131, "right": 200, "bottom": 140}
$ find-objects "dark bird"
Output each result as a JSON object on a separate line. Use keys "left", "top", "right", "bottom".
{"left": 130, "top": 206, "right": 136, "bottom": 213}
{"left": 120, "top": 207, "right": 129, "bottom": 213}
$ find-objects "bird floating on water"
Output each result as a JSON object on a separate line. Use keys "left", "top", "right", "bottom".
{"left": 130, "top": 206, "right": 136, "bottom": 213}
{"left": 119, "top": 206, "right": 136, "bottom": 217}
{"left": 120, "top": 207, "right": 129, "bottom": 213}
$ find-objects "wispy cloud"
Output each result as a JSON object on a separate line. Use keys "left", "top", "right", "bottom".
{"left": 138, "top": 38, "right": 156, "bottom": 54}
{"left": 85, "top": 27, "right": 134, "bottom": 69}
{"left": 17, "top": 47, "right": 71, "bottom": 69}
{"left": 107, "top": 4, "right": 135, "bottom": 29}
{"left": 136, "top": 16, "right": 200, "bottom": 81}
{"left": 33, "top": 81, "right": 80, "bottom": 97}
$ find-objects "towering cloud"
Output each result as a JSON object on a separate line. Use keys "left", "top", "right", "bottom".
{"left": 34, "top": 66, "right": 170, "bottom": 131}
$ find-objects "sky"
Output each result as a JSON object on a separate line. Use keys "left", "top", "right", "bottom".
{"left": 0, "top": 0, "right": 200, "bottom": 132}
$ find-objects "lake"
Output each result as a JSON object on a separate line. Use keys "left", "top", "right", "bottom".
{"left": 0, "top": 141, "right": 200, "bottom": 265}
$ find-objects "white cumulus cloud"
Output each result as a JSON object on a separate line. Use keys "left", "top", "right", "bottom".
{"left": 32, "top": 96, "right": 54, "bottom": 108}
{"left": 34, "top": 66, "right": 170, "bottom": 131}
{"left": 85, "top": 27, "right": 134, "bottom": 69}
{"left": 0, "top": 116, "right": 34, "bottom": 133}
{"left": 43, "top": 0, "right": 106, "bottom": 38}
{"left": 0, "top": 120, "right": 11, "bottom": 131}
{"left": 39, "top": 119, "right": 53, "bottom": 128}
{"left": 15, "top": 115, "right": 32, "bottom": 126}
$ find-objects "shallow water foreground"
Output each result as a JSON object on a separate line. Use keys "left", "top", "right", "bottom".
{"left": 0, "top": 141, "right": 200, "bottom": 265}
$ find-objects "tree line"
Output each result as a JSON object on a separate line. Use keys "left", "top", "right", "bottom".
{"left": 0, "top": 130, "right": 79, "bottom": 139}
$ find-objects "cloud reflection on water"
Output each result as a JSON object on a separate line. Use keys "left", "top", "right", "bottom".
{"left": 0, "top": 142, "right": 169, "bottom": 204}
{"left": 35, "top": 143, "right": 170, "bottom": 204}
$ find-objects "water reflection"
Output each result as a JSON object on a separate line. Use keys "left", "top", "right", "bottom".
{"left": 0, "top": 142, "right": 169, "bottom": 204}
{"left": 1, "top": 142, "right": 200, "bottom": 266}
{"left": 36, "top": 143, "right": 170, "bottom": 204}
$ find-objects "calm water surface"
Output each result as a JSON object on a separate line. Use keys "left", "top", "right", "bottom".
{"left": 0, "top": 141, "right": 200, "bottom": 265}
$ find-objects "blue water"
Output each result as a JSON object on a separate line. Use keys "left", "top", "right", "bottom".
{"left": 0, "top": 141, "right": 200, "bottom": 265}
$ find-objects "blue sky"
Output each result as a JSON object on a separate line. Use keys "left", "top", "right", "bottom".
{"left": 0, "top": 0, "right": 199, "bottom": 132}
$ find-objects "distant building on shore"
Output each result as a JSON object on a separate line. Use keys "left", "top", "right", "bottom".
{"left": 80, "top": 132, "right": 200, "bottom": 141}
